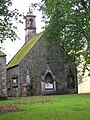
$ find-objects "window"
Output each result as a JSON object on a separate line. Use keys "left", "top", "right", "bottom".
{"left": 27, "top": 19, "right": 33, "bottom": 27}
{"left": 45, "top": 73, "right": 54, "bottom": 91}
{"left": 67, "top": 69, "right": 75, "bottom": 89}
{"left": 41, "top": 64, "right": 56, "bottom": 93}
{"left": 26, "top": 69, "right": 31, "bottom": 86}
{"left": 12, "top": 75, "right": 18, "bottom": 87}
{"left": 45, "top": 73, "right": 53, "bottom": 84}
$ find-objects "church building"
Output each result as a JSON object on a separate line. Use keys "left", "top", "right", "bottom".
{"left": 7, "top": 9, "right": 78, "bottom": 97}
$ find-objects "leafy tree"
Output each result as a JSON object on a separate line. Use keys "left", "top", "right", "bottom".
{"left": 0, "top": 0, "right": 22, "bottom": 43}
{"left": 40, "top": 0, "right": 90, "bottom": 72}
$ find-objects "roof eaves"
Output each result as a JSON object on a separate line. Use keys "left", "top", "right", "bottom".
{"left": 0, "top": 50, "right": 6, "bottom": 56}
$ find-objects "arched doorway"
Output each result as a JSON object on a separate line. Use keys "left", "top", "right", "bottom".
{"left": 45, "top": 72, "right": 54, "bottom": 92}
{"left": 41, "top": 64, "right": 56, "bottom": 94}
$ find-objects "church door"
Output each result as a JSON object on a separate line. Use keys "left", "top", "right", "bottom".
{"left": 41, "top": 72, "right": 56, "bottom": 94}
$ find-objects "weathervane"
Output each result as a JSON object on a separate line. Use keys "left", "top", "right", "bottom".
{"left": 29, "top": 6, "right": 31, "bottom": 12}
{"left": 29, "top": 5, "right": 33, "bottom": 12}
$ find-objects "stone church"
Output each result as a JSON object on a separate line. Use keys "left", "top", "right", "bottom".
{"left": 7, "top": 9, "right": 78, "bottom": 97}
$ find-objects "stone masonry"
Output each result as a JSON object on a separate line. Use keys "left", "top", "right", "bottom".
{"left": 0, "top": 50, "right": 7, "bottom": 99}
{"left": 7, "top": 35, "right": 78, "bottom": 97}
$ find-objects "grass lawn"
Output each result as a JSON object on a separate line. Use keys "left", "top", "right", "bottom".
{"left": 0, "top": 94, "right": 90, "bottom": 120}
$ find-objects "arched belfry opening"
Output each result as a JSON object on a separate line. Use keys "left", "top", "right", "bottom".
{"left": 41, "top": 64, "right": 56, "bottom": 94}
{"left": 29, "top": 19, "right": 33, "bottom": 27}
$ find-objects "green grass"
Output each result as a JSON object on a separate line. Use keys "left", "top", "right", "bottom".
{"left": 0, "top": 94, "right": 90, "bottom": 120}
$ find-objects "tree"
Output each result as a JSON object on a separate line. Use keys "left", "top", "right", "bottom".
{"left": 39, "top": 0, "right": 90, "bottom": 73}
{"left": 0, "top": 0, "right": 22, "bottom": 43}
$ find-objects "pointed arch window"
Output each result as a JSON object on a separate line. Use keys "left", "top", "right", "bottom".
{"left": 26, "top": 69, "right": 31, "bottom": 86}
{"left": 67, "top": 69, "right": 75, "bottom": 89}
{"left": 45, "top": 73, "right": 54, "bottom": 90}
{"left": 41, "top": 64, "right": 56, "bottom": 93}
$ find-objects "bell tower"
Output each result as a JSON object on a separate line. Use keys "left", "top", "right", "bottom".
{"left": 25, "top": 7, "right": 36, "bottom": 43}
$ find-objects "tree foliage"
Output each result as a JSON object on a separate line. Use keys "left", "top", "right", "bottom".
{"left": 0, "top": 0, "right": 22, "bottom": 43}
{"left": 40, "top": 0, "right": 90, "bottom": 72}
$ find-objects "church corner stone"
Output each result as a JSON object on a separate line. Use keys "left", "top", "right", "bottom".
{"left": 0, "top": 51, "right": 7, "bottom": 99}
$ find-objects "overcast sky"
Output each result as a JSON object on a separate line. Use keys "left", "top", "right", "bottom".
{"left": 2, "top": 0, "right": 44, "bottom": 63}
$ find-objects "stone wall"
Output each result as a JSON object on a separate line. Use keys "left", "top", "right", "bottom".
{"left": 47, "top": 44, "right": 77, "bottom": 94}
{"left": 19, "top": 36, "right": 77, "bottom": 96}
{"left": 0, "top": 55, "right": 7, "bottom": 98}
{"left": 19, "top": 36, "right": 47, "bottom": 96}
{"left": 7, "top": 36, "right": 77, "bottom": 96}
{"left": 7, "top": 66, "right": 19, "bottom": 97}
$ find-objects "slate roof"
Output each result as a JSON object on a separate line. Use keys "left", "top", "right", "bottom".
{"left": 7, "top": 32, "right": 43, "bottom": 69}
{"left": 0, "top": 50, "right": 6, "bottom": 56}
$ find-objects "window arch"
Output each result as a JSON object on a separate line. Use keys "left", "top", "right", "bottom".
{"left": 67, "top": 69, "right": 75, "bottom": 89}
{"left": 41, "top": 64, "right": 56, "bottom": 93}
{"left": 45, "top": 72, "right": 53, "bottom": 84}
{"left": 45, "top": 72, "right": 54, "bottom": 90}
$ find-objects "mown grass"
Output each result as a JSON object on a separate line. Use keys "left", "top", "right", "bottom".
{"left": 0, "top": 94, "right": 90, "bottom": 120}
